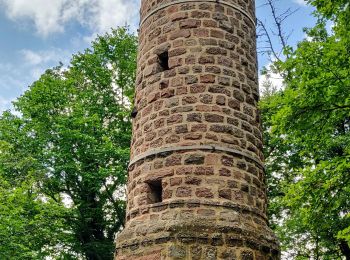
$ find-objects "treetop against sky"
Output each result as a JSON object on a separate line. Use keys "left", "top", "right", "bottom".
{"left": 0, "top": 0, "right": 314, "bottom": 113}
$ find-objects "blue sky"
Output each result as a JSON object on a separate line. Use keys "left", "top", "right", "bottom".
{"left": 0, "top": 0, "right": 315, "bottom": 112}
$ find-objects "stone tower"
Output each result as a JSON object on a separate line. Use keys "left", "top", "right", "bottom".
{"left": 116, "top": 0, "right": 280, "bottom": 259}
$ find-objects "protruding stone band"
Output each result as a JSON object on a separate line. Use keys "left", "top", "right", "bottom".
{"left": 129, "top": 144, "right": 264, "bottom": 168}
{"left": 140, "top": 0, "right": 256, "bottom": 27}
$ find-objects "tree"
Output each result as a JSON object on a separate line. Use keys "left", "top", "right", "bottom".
{"left": 0, "top": 27, "right": 137, "bottom": 259}
{"left": 261, "top": 0, "right": 350, "bottom": 258}
{"left": 0, "top": 113, "right": 75, "bottom": 259}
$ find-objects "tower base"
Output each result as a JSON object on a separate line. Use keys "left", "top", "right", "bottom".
{"left": 115, "top": 201, "right": 279, "bottom": 260}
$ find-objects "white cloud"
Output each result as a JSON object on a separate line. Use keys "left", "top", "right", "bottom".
{"left": 89, "top": 0, "right": 139, "bottom": 33}
{"left": 259, "top": 63, "right": 284, "bottom": 93}
{"left": 0, "top": 96, "right": 12, "bottom": 112}
{"left": 293, "top": 0, "right": 307, "bottom": 6}
{"left": 0, "top": 62, "right": 31, "bottom": 113}
{"left": 259, "top": 72, "right": 284, "bottom": 90}
{"left": 0, "top": 47, "right": 72, "bottom": 114}
{"left": 0, "top": 0, "right": 69, "bottom": 35}
{"left": 20, "top": 48, "right": 71, "bottom": 80}
{"left": 0, "top": 63, "right": 26, "bottom": 91}
{"left": 21, "top": 49, "right": 70, "bottom": 66}
{"left": 0, "top": 0, "right": 140, "bottom": 37}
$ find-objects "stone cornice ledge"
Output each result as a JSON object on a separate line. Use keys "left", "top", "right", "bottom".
{"left": 140, "top": 0, "right": 256, "bottom": 27}
{"left": 129, "top": 144, "right": 264, "bottom": 168}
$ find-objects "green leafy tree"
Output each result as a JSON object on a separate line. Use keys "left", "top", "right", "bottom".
{"left": 261, "top": 0, "right": 350, "bottom": 258}
{"left": 0, "top": 27, "right": 137, "bottom": 259}
{"left": 0, "top": 113, "right": 75, "bottom": 259}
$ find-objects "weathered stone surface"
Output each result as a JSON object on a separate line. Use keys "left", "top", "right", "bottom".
{"left": 115, "top": 0, "right": 280, "bottom": 259}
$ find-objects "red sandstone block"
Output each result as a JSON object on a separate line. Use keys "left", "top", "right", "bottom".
{"left": 165, "top": 135, "right": 181, "bottom": 144}
{"left": 205, "top": 65, "right": 221, "bottom": 73}
{"left": 171, "top": 12, "right": 188, "bottom": 22}
{"left": 169, "top": 47, "right": 187, "bottom": 57}
{"left": 218, "top": 56, "right": 233, "bottom": 67}
{"left": 210, "top": 29, "right": 225, "bottom": 39}
{"left": 185, "top": 75, "right": 198, "bottom": 84}
{"left": 176, "top": 187, "right": 192, "bottom": 197}
{"left": 176, "top": 86, "right": 188, "bottom": 95}
{"left": 173, "top": 39, "right": 184, "bottom": 48}
{"left": 203, "top": 19, "right": 218, "bottom": 28}
{"left": 158, "top": 127, "right": 171, "bottom": 136}
{"left": 178, "top": 66, "right": 190, "bottom": 74}
{"left": 193, "top": 28, "right": 209, "bottom": 37}
{"left": 159, "top": 80, "right": 169, "bottom": 90}
{"left": 167, "top": 5, "right": 178, "bottom": 15}
{"left": 195, "top": 188, "right": 214, "bottom": 198}
{"left": 195, "top": 105, "right": 211, "bottom": 112}
{"left": 198, "top": 56, "right": 215, "bottom": 64}
{"left": 191, "top": 10, "right": 210, "bottom": 19}
{"left": 161, "top": 89, "right": 175, "bottom": 98}
{"left": 182, "top": 96, "right": 198, "bottom": 104}
{"left": 163, "top": 189, "right": 173, "bottom": 199}
{"left": 219, "top": 189, "right": 232, "bottom": 200}
{"left": 194, "top": 166, "right": 214, "bottom": 175}
{"left": 190, "top": 84, "right": 206, "bottom": 94}
{"left": 205, "top": 154, "right": 219, "bottom": 165}
{"left": 206, "top": 47, "right": 227, "bottom": 55}
{"left": 175, "top": 125, "right": 188, "bottom": 134}
{"left": 165, "top": 155, "right": 182, "bottom": 167}
{"left": 170, "top": 30, "right": 191, "bottom": 40}
{"left": 176, "top": 166, "right": 193, "bottom": 175}
{"left": 154, "top": 118, "right": 165, "bottom": 129}
{"left": 180, "top": 19, "right": 201, "bottom": 29}
{"left": 164, "top": 69, "right": 177, "bottom": 78}
{"left": 199, "top": 94, "right": 213, "bottom": 104}
{"left": 205, "top": 133, "right": 219, "bottom": 141}
{"left": 185, "top": 55, "right": 196, "bottom": 64}
{"left": 145, "top": 132, "right": 156, "bottom": 142}
{"left": 147, "top": 92, "right": 160, "bottom": 103}
{"left": 171, "top": 106, "right": 193, "bottom": 114}
{"left": 168, "top": 57, "right": 182, "bottom": 69}
{"left": 184, "top": 133, "right": 202, "bottom": 140}
{"left": 190, "top": 124, "right": 207, "bottom": 132}
{"left": 185, "top": 176, "right": 202, "bottom": 185}
{"left": 200, "top": 74, "right": 216, "bottom": 83}
{"left": 170, "top": 177, "right": 183, "bottom": 186}
{"left": 154, "top": 100, "right": 164, "bottom": 111}
{"left": 216, "top": 95, "right": 226, "bottom": 105}
{"left": 199, "top": 38, "right": 218, "bottom": 46}
{"left": 228, "top": 98, "right": 240, "bottom": 110}
{"left": 150, "top": 138, "right": 163, "bottom": 148}
{"left": 204, "top": 113, "right": 224, "bottom": 123}
{"left": 187, "top": 113, "right": 202, "bottom": 123}
{"left": 192, "top": 65, "right": 203, "bottom": 73}
{"left": 218, "top": 76, "right": 231, "bottom": 86}
{"left": 171, "top": 77, "right": 183, "bottom": 87}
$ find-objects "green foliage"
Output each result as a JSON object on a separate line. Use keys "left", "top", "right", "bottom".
{"left": 262, "top": 1, "right": 350, "bottom": 258}
{"left": 0, "top": 27, "right": 137, "bottom": 259}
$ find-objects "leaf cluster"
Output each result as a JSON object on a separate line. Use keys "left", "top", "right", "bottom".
{"left": 0, "top": 27, "right": 137, "bottom": 259}
{"left": 261, "top": 1, "right": 350, "bottom": 258}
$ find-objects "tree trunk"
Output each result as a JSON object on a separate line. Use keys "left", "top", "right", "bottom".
{"left": 340, "top": 239, "right": 350, "bottom": 260}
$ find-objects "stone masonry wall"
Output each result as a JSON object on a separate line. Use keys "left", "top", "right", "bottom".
{"left": 116, "top": 1, "right": 280, "bottom": 259}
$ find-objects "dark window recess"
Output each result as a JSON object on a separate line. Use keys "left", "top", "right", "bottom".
{"left": 130, "top": 106, "right": 138, "bottom": 118}
{"left": 147, "top": 180, "right": 163, "bottom": 204}
{"left": 158, "top": 51, "right": 169, "bottom": 71}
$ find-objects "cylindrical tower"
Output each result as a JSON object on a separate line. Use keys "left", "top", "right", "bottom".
{"left": 116, "top": 0, "right": 280, "bottom": 259}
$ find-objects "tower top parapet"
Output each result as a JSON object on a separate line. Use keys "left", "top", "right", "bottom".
{"left": 140, "top": 0, "right": 256, "bottom": 26}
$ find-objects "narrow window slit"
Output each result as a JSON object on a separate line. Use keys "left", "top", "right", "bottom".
{"left": 147, "top": 179, "right": 163, "bottom": 204}
{"left": 158, "top": 51, "right": 169, "bottom": 71}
